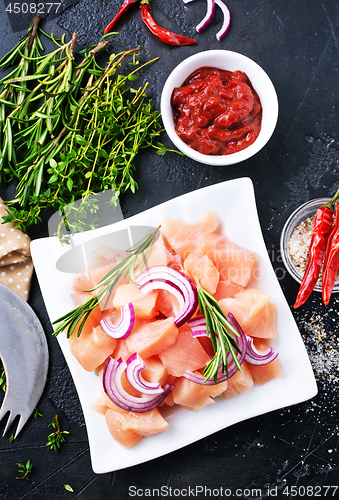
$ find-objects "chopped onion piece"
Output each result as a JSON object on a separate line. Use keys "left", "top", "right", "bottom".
{"left": 196, "top": 0, "right": 215, "bottom": 32}
{"left": 103, "top": 357, "right": 174, "bottom": 412}
{"left": 188, "top": 316, "right": 206, "bottom": 328}
{"left": 245, "top": 337, "right": 278, "bottom": 365}
{"left": 188, "top": 315, "right": 208, "bottom": 337}
{"left": 136, "top": 265, "right": 198, "bottom": 327}
{"left": 215, "top": 0, "right": 231, "bottom": 41}
{"left": 100, "top": 302, "right": 135, "bottom": 339}
{"left": 126, "top": 353, "right": 164, "bottom": 394}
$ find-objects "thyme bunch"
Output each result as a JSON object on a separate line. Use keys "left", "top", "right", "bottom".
{"left": 0, "top": 20, "right": 169, "bottom": 232}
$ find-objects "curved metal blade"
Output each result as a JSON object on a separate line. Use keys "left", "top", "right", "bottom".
{"left": 0, "top": 283, "right": 49, "bottom": 438}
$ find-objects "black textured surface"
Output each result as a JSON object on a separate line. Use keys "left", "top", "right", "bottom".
{"left": 1, "top": 1, "right": 339, "bottom": 499}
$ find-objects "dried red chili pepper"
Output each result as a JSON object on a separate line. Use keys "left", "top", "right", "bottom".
{"left": 140, "top": 0, "right": 197, "bottom": 46}
{"left": 322, "top": 202, "right": 339, "bottom": 305}
{"left": 294, "top": 203, "right": 335, "bottom": 309}
{"left": 104, "top": 0, "right": 140, "bottom": 35}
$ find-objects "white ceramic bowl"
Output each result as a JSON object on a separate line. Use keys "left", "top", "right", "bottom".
{"left": 160, "top": 50, "right": 279, "bottom": 166}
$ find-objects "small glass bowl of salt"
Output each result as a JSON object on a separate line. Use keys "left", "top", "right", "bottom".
{"left": 280, "top": 198, "right": 339, "bottom": 292}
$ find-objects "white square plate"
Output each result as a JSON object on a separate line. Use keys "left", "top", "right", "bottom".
{"left": 31, "top": 177, "right": 317, "bottom": 473}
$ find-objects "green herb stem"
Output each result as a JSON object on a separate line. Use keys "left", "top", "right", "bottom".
{"left": 196, "top": 283, "right": 242, "bottom": 382}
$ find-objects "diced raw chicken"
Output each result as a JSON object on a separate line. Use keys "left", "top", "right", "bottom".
{"left": 172, "top": 376, "right": 227, "bottom": 410}
{"left": 71, "top": 210, "right": 282, "bottom": 448}
{"left": 199, "top": 210, "right": 220, "bottom": 233}
{"left": 113, "top": 283, "right": 158, "bottom": 319}
{"left": 88, "top": 244, "right": 126, "bottom": 270}
{"left": 69, "top": 325, "right": 117, "bottom": 372}
{"left": 72, "top": 273, "right": 93, "bottom": 292}
{"left": 105, "top": 407, "right": 169, "bottom": 447}
{"left": 213, "top": 280, "right": 245, "bottom": 301}
{"left": 113, "top": 338, "right": 133, "bottom": 361}
{"left": 212, "top": 241, "right": 258, "bottom": 287}
{"left": 159, "top": 325, "right": 210, "bottom": 377}
{"left": 126, "top": 317, "right": 178, "bottom": 358}
{"left": 247, "top": 339, "right": 283, "bottom": 385}
{"left": 142, "top": 356, "right": 169, "bottom": 386}
{"left": 140, "top": 235, "right": 173, "bottom": 269}
{"left": 71, "top": 291, "right": 104, "bottom": 324}
{"left": 219, "top": 288, "right": 277, "bottom": 339}
{"left": 91, "top": 391, "right": 126, "bottom": 414}
{"left": 223, "top": 361, "right": 254, "bottom": 399}
{"left": 245, "top": 302, "right": 277, "bottom": 339}
{"left": 195, "top": 232, "right": 227, "bottom": 256}
{"left": 161, "top": 211, "right": 220, "bottom": 260}
{"left": 183, "top": 253, "right": 219, "bottom": 295}
{"left": 156, "top": 289, "right": 180, "bottom": 319}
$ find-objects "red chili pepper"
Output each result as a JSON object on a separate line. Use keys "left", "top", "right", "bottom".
{"left": 294, "top": 205, "right": 335, "bottom": 308}
{"left": 140, "top": 0, "right": 197, "bottom": 46}
{"left": 104, "top": 0, "right": 140, "bottom": 35}
{"left": 322, "top": 203, "right": 339, "bottom": 305}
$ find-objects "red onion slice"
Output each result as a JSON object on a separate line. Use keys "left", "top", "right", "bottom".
{"left": 100, "top": 302, "right": 135, "bottom": 339}
{"left": 196, "top": 0, "right": 215, "bottom": 32}
{"left": 188, "top": 315, "right": 208, "bottom": 337}
{"left": 136, "top": 265, "right": 198, "bottom": 327}
{"left": 103, "top": 357, "right": 174, "bottom": 412}
{"left": 188, "top": 316, "right": 206, "bottom": 326}
{"left": 244, "top": 337, "right": 278, "bottom": 366}
{"left": 126, "top": 353, "right": 164, "bottom": 395}
{"left": 215, "top": 0, "right": 231, "bottom": 41}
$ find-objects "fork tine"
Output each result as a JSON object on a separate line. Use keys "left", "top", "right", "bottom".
{"left": 0, "top": 403, "right": 10, "bottom": 422}
{"left": 2, "top": 410, "right": 15, "bottom": 437}
{"left": 14, "top": 414, "right": 28, "bottom": 439}
{"left": 0, "top": 403, "right": 29, "bottom": 439}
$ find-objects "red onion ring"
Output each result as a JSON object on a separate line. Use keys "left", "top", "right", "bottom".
{"left": 100, "top": 302, "right": 135, "bottom": 339}
{"left": 244, "top": 337, "right": 278, "bottom": 365}
{"left": 196, "top": 0, "right": 215, "bottom": 32}
{"left": 126, "top": 353, "right": 164, "bottom": 394}
{"left": 136, "top": 265, "right": 198, "bottom": 327}
{"left": 103, "top": 357, "right": 174, "bottom": 412}
{"left": 215, "top": 0, "right": 231, "bottom": 41}
{"left": 188, "top": 316, "right": 208, "bottom": 337}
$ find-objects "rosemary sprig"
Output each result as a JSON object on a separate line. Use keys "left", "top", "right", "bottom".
{"left": 196, "top": 283, "right": 243, "bottom": 382}
{"left": 46, "top": 415, "right": 69, "bottom": 451}
{"left": 53, "top": 226, "right": 160, "bottom": 338}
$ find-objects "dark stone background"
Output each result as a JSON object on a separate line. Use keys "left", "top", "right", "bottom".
{"left": 1, "top": 1, "right": 339, "bottom": 499}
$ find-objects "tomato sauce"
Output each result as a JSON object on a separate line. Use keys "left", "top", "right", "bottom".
{"left": 171, "top": 67, "right": 262, "bottom": 156}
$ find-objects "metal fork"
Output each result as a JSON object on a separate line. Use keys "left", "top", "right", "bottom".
{"left": 0, "top": 283, "right": 48, "bottom": 438}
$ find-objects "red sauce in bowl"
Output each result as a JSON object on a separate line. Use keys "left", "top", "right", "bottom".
{"left": 171, "top": 67, "right": 262, "bottom": 156}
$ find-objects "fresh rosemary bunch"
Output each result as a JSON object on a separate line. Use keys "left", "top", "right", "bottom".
{"left": 0, "top": 15, "right": 43, "bottom": 180}
{"left": 53, "top": 226, "right": 159, "bottom": 337}
{"left": 196, "top": 284, "right": 243, "bottom": 382}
